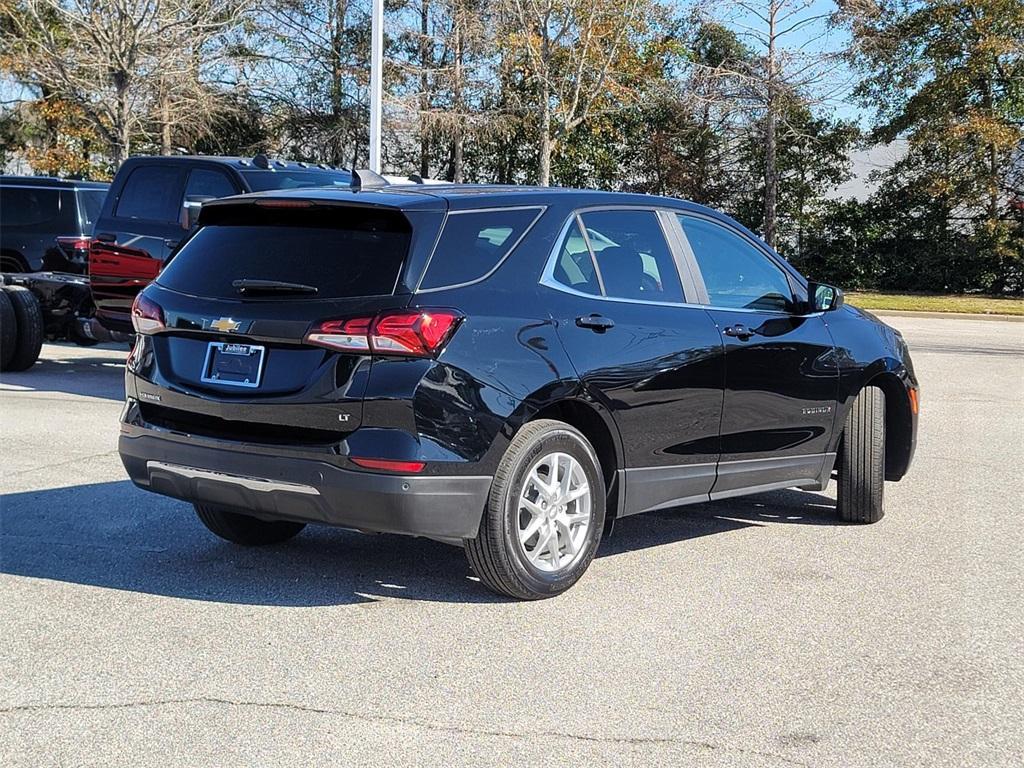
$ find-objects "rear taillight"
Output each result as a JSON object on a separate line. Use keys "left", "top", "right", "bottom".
{"left": 56, "top": 236, "right": 92, "bottom": 253}
{"left": 131, "top": 293, "right": 165, "bottom": 334}
{"left": 305, "top": 309, "right": 462, "bottom": 357}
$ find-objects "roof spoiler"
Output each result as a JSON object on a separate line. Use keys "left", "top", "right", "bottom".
{"left": 351, "top": 168, "right": 390, "bottom": 190}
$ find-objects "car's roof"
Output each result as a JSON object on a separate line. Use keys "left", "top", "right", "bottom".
{"left": 0, "top": 175, "right": 109, "bottom": 189}
{"left": 209, "top": 182, "right": 722, "bottom": 216}
{"left": 121, "top": 155, "right": 350, "bottom": 174}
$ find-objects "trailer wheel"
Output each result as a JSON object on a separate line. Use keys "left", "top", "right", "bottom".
{"left": 0, "top": 290, "right": 16, "bottom": 369}
{"left": 1, "top": 286, "right": 44, "bottom": 371}
{"left": 68, "top": 320, "right": 100, "bottom": 347}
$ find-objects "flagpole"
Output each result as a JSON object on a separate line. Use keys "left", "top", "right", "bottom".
{"left": 368, "top": 0, "right": 384, "bottom": 173}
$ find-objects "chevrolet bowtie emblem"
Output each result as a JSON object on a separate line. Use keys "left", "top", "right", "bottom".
{"left": 210, "top": 317, "right": 241, "bottom": 333}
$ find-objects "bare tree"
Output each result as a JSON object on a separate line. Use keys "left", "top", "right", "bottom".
{"left": 245, "top": 0, "right": 376, "bottom": 167}
{"left": 390, "top": 0, "right": 491, "bottom": 180}
{"left": 700, "top": 0, "right": 847, "bottom": 246}
{"left": 501, "top": 0, "right": 649, "bottom": 186}
{"left": 2, "top": 1, "right": 248, "bottom": 167}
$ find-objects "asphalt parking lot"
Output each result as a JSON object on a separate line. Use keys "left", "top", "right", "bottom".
{"left": 1, "top": 313, "right": 1022, "bottom": 767}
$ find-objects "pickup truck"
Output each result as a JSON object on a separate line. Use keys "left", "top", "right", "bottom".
{"left": 89, "top": 155, "right": 352, "bottom": 333}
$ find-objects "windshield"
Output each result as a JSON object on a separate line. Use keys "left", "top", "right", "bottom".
{"left": 241, "top": 169, "right": 352, "bottom": 192}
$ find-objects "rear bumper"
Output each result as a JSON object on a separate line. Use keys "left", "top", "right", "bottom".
{"left": 119, "top": 429, "right": 491, "bottom": 540}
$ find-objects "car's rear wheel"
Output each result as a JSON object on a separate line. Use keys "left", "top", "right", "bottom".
{"left": 194, "top": 504, "right": 306, "bottom": 545}
{"left": 465, "top": 419, "right": 605, "bottom": 600}
{"left": 837, "top": 386, "right": 886, "bottom": 523}
{"left": 1, "top": 286, "right": 44, "bottom": 372}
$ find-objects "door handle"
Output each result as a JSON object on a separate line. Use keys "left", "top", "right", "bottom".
{"left": 576, "top": 314, "right": 615, "bottom": 332}
{"left": 723, "top": 323, "right": 756, "bottom": 340}
{"left": 94, "top": 232, "right": 116, "bottom": 243}
{"left": 164, "top": 239, "right": 180, "bottom": 249}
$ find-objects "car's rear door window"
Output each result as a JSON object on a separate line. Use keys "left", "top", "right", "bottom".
{"left": 115, "top": 165, "right": 185, "bottom": 222}
{"left": 576, "top": 210, "right": 684, "bottom": 302}
{"left": 157, "top": 209, "right": 412, "bottom": 300}
{"left": 419, "top": 207, "right": 543, "bottom": 290}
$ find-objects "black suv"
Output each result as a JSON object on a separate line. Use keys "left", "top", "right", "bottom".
{"left": 120, "top": 180, "right": 919, "bottom": 599}
{"left": 89, "top": 155, "right": 351, "bottom": 332}
{"left": 0, "top": 176, "right": 108, "bottom": 274}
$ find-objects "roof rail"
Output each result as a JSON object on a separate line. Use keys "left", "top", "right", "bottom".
{"left": 351, "top": 168, "right": 390, "bottom": 190}
{"left": 408, "top": 174, "right": 449, "bottom": 185}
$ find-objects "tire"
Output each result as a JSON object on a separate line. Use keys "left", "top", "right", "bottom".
{"left": 0, "top": 289, "right": 16, "bottom": 370}
{"left": 1, "top": 286, "right": 44, "bottom": 371}
{"left": 68, "top": 321, "right": 101, "bottom": 347}
{"left": 465, "top": 419, "right": 606, "bottom": 600}
{"left": 194, "top": 504, "right": 306, "bottom": 546}
{"left": 837, "top": 386, "right": 886, "bottom": 523}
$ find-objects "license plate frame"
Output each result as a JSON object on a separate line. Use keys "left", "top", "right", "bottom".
{"left": 200, "top": 341, "right": 266, "bottom": 389}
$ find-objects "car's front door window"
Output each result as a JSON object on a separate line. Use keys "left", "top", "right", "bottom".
{"left": 677, "top": 215, "right": 795, "bottom": 312}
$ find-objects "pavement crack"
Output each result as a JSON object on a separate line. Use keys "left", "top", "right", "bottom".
{"left": 0, "top": 697, "right": 812, "bottom": 764}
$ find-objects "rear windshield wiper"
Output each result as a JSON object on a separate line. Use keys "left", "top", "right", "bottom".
{"left": 232, "top": 279, "right": 319, "bottom": 296}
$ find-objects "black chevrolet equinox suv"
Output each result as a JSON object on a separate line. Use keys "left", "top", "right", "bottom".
{"left": 120, "top": 179, "right": 919, "bottom": 599}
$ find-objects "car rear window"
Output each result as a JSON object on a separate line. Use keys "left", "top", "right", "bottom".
{"left": 418, "top": 207, "right": 543, "bottom": 290}
{"left": 77, "top": 189, "right": 106, "bottom": 229}
{"left": 241, "top": 170, "right": 352, "bottom": 191}
{"left": 157, "top": 209, "right": 411, "bottom": 300}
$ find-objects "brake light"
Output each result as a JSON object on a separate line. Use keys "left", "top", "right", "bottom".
{"left": 350, "top": 457, "right": 426, "bottom": 473}
{"left": 56, "top": 236, "right": 92, "bottom": 252}
{"left": 305, "top": 310, "right": 462, "bottom": 357}
{"left": 131, "top": 293, "right": 165, "bottom": 334}
{"left": 254, "top": 199, "right": 314, "bottom": 208}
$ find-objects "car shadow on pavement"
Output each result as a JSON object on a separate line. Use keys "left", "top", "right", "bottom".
{"left": 0, "top": 344, "right": 127, "bottom": 401}
{"left": 0, "top": 481, "right": 842, "bottom": 607}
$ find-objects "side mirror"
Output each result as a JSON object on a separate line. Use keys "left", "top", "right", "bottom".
{"left": 180, "top": 195, "right": 214, "bottom": 230}
{"left": 807, "top": 281, "right": 844, "bottom": 313}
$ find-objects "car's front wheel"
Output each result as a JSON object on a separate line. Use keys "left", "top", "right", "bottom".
{"left": 465, "top": 419, "right": 605, "bottom": 600}
{"left": 194, "top": 504, "right": 306, "bottom": 545}
{"left": 837, "top": 386, "right": 886, "bottom": 523}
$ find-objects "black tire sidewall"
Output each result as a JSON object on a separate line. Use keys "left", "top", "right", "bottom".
{"left": 0, "top": 289, "right": 16, "bottom": 369}
{"left": 497, "top": 428, "right": 605, "bottom": 596}
{"left": 194, "top": 503, "right": 305, "bottom": 546}
{"left": 2, "top": 286, "right": 44, "bottom": 371}
{"left": 838, "top": 387, "right": 886, "bottom": 523}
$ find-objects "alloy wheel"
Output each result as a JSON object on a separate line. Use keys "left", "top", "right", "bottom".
{"left": 515, "top": 451, "right": 592, "bottom": 573}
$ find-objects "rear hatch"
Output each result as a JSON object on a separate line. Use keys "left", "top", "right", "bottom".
{"left": 133, "top": 198, "right": 444, "bottom": 447}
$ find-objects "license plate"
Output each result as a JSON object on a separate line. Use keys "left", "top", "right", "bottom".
{"left": 200, "top": 342, "right": 265, "bottom": 388}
